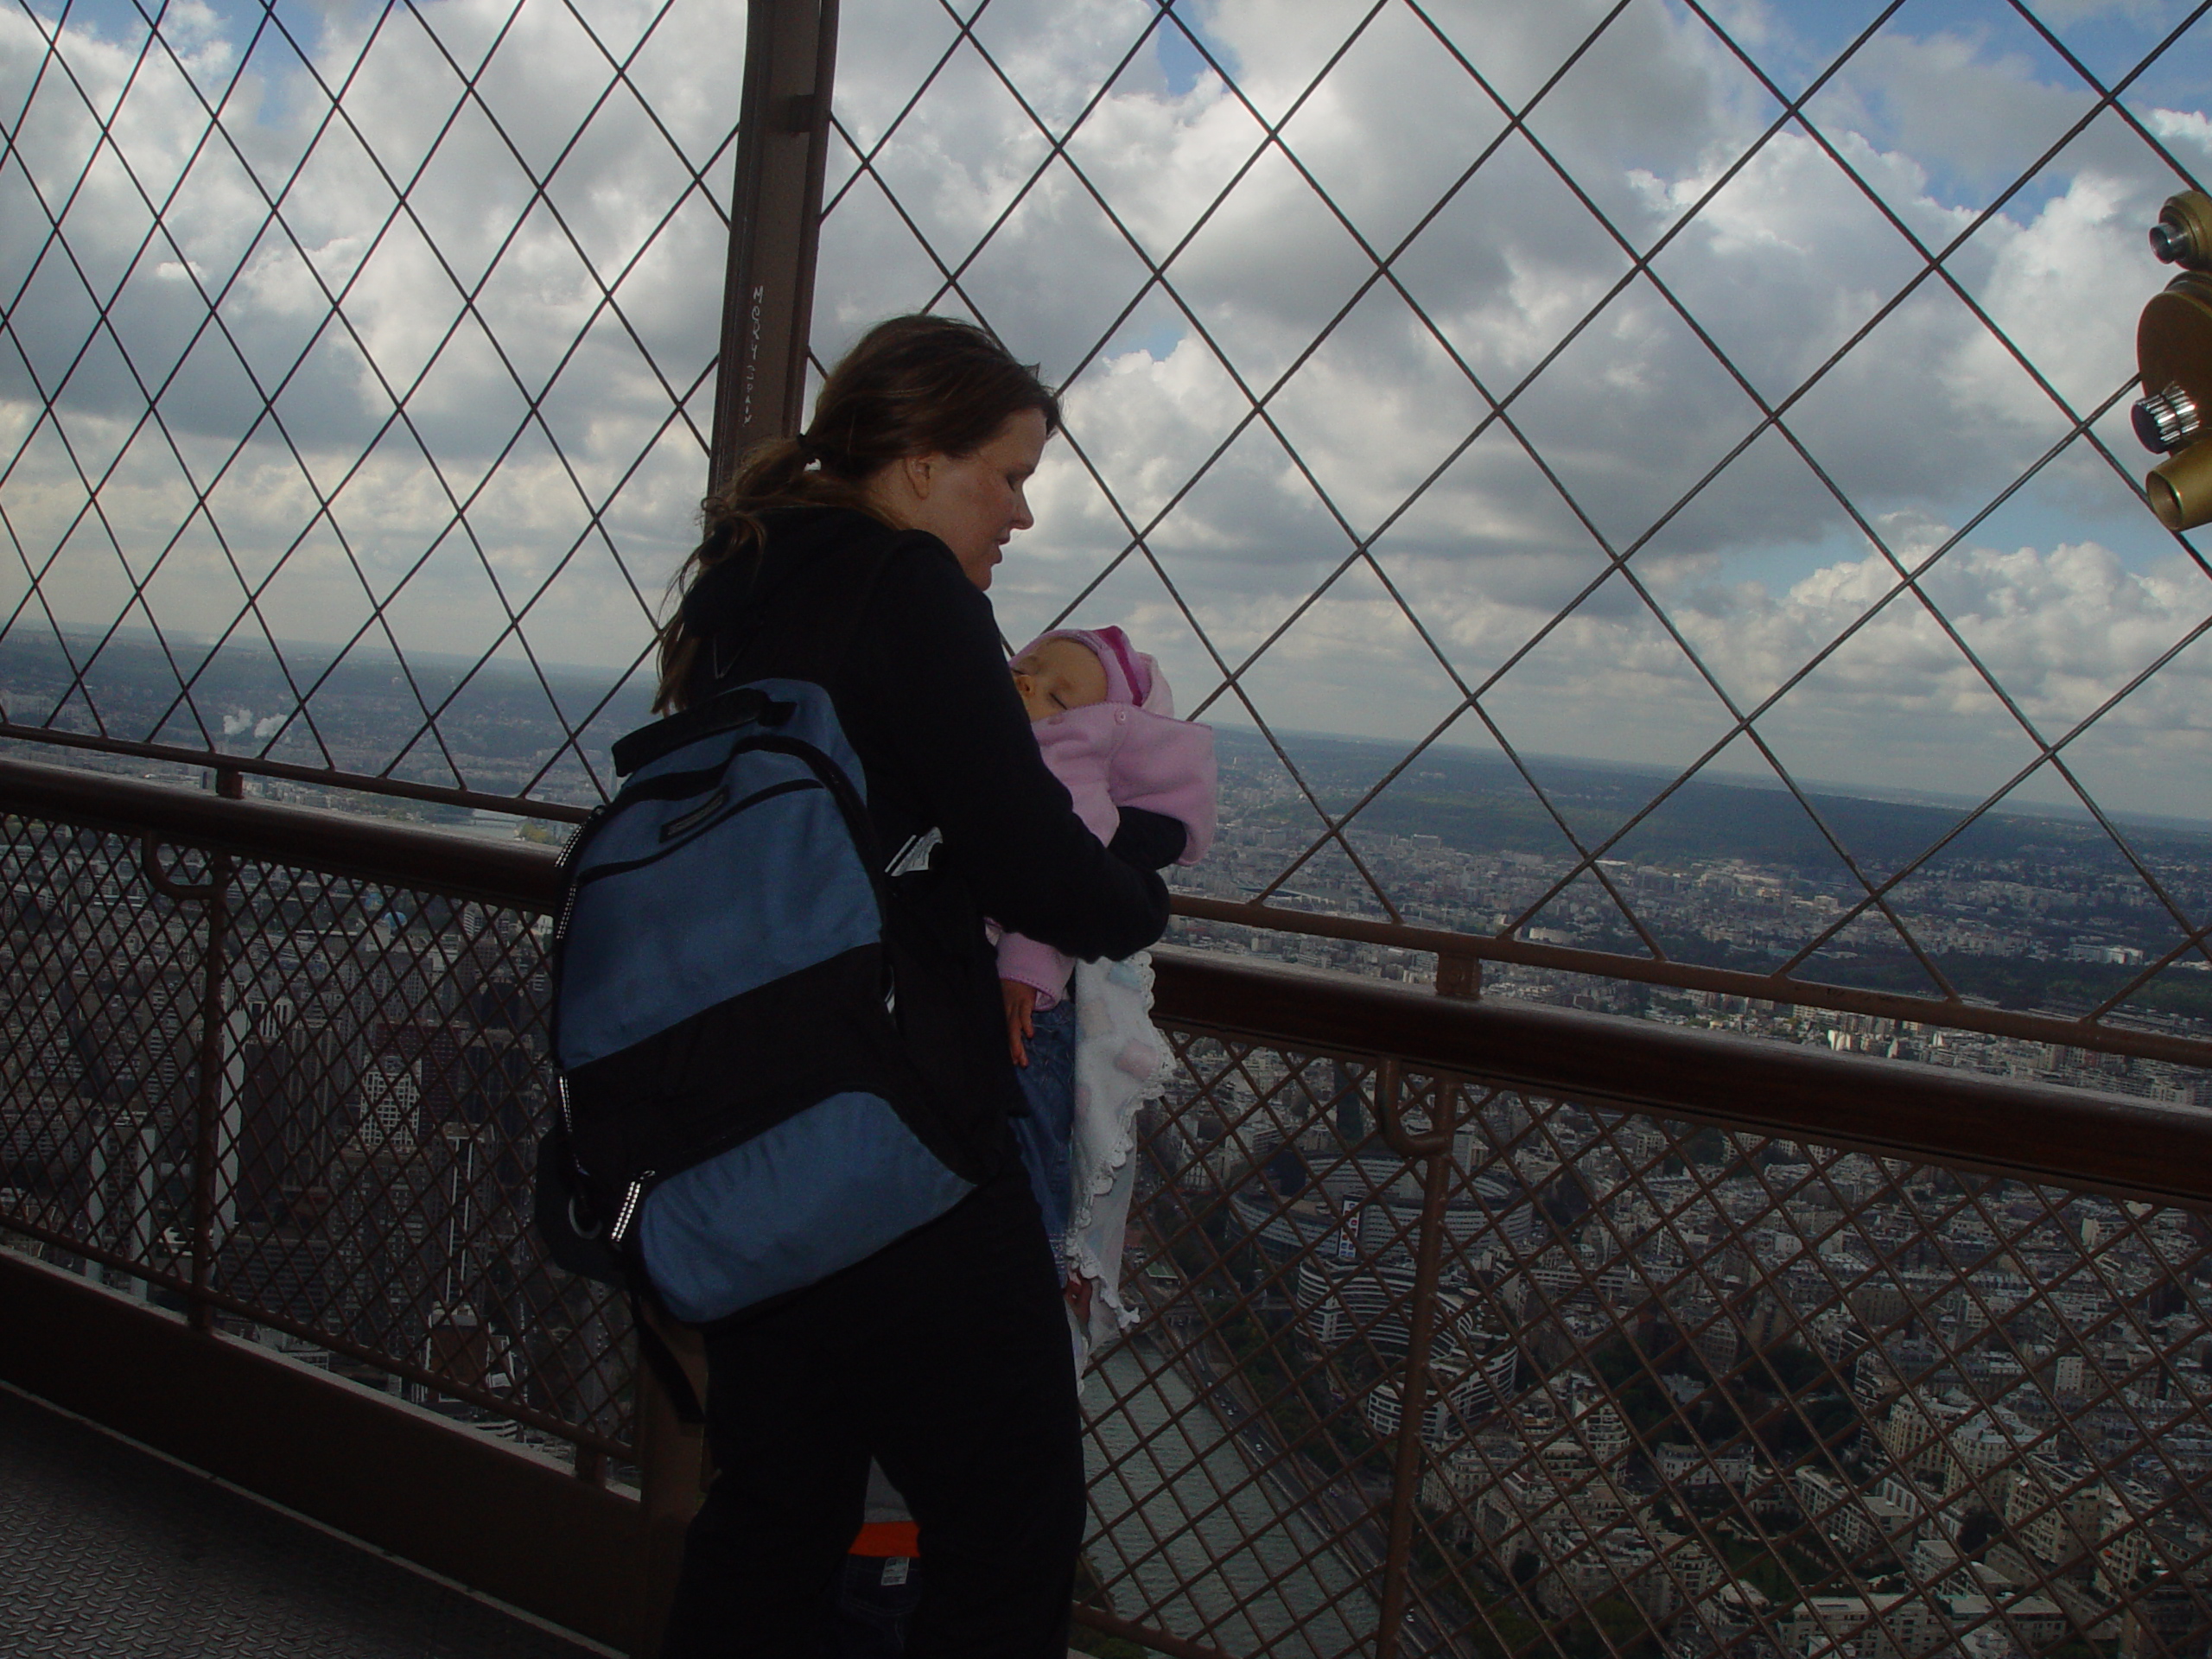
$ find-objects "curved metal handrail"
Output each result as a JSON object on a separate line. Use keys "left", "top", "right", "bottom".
{"left": 5, "top": 752, "right": 2206, "bottom": 1211}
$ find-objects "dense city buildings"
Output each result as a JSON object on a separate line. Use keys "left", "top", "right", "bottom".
{"left": 1171, "top": 732, "right": 2212, "bottom": 1108}
{"left": 1143, "top": 1052, "right": 2212, "bottom": 1656}
{"left": 0, "top": 827, "right": 623, "bottom": 1447}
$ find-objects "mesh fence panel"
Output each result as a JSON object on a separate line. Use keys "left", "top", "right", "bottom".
{"left": 0, "top": 805, "right": 632, "bottom": 1457}
{"left": 0, "top": 0, "right": 739, "bottom": 799}
{"left": 10, "top": 0, "right": 2212, "bottom": 1640}
{"left": 7, "top": 784, "right": 2210, "bottom": 1649}
{"left": 817, "top": 0, "right": 2212, "bottom": 1038}
{"left": 1091, "top": 1015, "right": 2212, "bottom": 1656}
{"left": 9, "top": 0, "right": 2212, "bottom": 1039}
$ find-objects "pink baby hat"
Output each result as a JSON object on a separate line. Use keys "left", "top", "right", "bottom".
{"left": 1022, "top": 626, "right": 1152, "bottom": 708}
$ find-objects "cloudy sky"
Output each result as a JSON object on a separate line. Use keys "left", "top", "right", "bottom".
{"left": 4, "top": 0, "right": 2212, "bottom": 829}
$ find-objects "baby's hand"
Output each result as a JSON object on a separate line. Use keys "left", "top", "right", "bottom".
{"left": 1001, "top": 977, "right": 1038, "bottom": 1067}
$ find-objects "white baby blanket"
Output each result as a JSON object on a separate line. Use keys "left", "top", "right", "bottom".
{"left": 1065, "top": 950, "right": 1171, "bottom": 1370}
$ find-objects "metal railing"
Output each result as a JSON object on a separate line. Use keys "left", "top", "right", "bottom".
{"left": 5, "top": 753, "right": 2211, "bottom": 1658}
{"left": 1128, "top": 974, "right": 2212, "bottom": 1658}
{"left": 0, "top": 759, "right": 632, "bottom": 1466}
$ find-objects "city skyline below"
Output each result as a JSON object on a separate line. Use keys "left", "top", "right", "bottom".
{"left": 5, "top": 792, "right": 2208, "bottom": 1655}
{"left": 11, "top": 623, "right": 2212, "bottom": 1043}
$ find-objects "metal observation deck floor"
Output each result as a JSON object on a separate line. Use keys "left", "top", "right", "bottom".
{"left": 0, "top": 1383, "right": 604, "bottom": 1658}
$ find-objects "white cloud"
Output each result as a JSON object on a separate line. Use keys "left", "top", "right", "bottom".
{"left": 883, "top": 0, "right": 2212, "bottom": 816}
{"left": 0, "top": 0, "right": 733, "bottom": 672}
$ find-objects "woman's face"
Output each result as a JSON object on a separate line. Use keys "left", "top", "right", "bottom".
{"left": 871, "top": 407, "right": 1049, "bottom": 591}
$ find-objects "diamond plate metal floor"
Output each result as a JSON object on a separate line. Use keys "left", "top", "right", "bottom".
{"left": 0, "top": 1383, "right": 606, "bottom": 1657}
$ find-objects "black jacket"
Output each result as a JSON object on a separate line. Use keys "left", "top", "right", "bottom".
{"left": 680, "top": 507, "right": 1170, "bottom": 1161}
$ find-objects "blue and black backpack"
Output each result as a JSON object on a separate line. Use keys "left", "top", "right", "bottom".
{"left": 534, "top": 583, "right": 986, "bottom": 1366}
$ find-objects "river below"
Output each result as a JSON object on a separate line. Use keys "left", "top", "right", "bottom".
{"left": 1083, "top": 1335, "right": 1380, "bottom": 1656}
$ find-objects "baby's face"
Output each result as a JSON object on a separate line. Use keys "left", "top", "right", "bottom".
{"left": 1011, "top": 637, "right": 1109, "bottom": 721}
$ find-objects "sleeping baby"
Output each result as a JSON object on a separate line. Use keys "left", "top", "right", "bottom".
{"left": 996, "top": 625, "right": 1217, "bottom": 1361}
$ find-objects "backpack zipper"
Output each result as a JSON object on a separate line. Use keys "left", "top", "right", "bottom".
{"left": 610, "top": 1172, "right": 655, "bottom": 1248}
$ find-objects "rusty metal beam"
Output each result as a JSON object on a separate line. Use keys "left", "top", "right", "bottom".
{"left": 710, "top": 0, "right": 840, "bottom": 488}
{"left": 1176, "top": 894, "right": 2212, "bottom": 1069}
{"left": 628, "top": 0, "right": 849, "bottom": 1622}
{"left": 1372, "top": 1060, "right": 1461, "bottom": 1653}
{"left": 0, "top": 1208, "right": 632, "bottom": 1457}
{"left": 1151, "top": 950, "right": 2212, "bottom": 1212}
{"left": 0, "top": 755, "right": 563, "bottom": 907}
{"left": 10, "top": 741, "right": 2205, "bottom": 1068}
{"left": 0, "top": 721, "right": 595, "bottom": 823}
{"left": 8, "top": 753, "right": 2209, "bottom": 1207}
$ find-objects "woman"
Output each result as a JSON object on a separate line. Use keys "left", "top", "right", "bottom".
{"left": 652, "top": 315, "right": 1175, "bottom": 1657}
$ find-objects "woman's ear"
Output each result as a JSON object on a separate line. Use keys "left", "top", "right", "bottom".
{"left": 900, "top": 452, "right": 936, "bottom": 501}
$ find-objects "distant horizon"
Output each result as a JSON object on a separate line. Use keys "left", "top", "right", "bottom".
{"left": 10, "top": 620, "right": 2212, "bottom": 842}
{"left": 1219, "top": 725, "right": 2212, "bottom": 842}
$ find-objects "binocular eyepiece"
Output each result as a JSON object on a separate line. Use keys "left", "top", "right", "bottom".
{"left": 2133, "top": 191, "right": 2212, "bottom": 531}
{"left": 2151, "top": 192, "right": 2212, "bottom": 270}
{"left": 2133, "top": 382, "right": 2200, "bottom": 454}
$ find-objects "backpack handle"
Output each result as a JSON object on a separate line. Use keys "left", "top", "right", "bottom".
{"left": 612, "top": 686, "right": 794, "bottom": 777}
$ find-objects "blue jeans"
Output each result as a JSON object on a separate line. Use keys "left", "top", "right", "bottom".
{"left": 1008, "top": 997, "right": 1077, "bottom": 1249}
{"left": 834, "top": 1554, "right": 922, "bottom": 1657}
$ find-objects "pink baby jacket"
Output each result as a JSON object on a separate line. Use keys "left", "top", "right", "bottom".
{"left": 997, "top": 632, "right": 1217, "bottom": 1006}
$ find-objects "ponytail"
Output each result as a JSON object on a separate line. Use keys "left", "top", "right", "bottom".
{"left": 654, "top": 316, "right": 1059, "bottom": 713}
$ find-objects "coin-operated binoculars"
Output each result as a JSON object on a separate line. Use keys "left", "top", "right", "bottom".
{"left": 2134, "top": 190, "right": 2212, "bottom": 531}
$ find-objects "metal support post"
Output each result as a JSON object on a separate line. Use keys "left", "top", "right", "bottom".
{"left": 629, "top": 1, "right": 842, "bottom": 1640}
{"left": 1373, "top": 1061, "right": 1464, "bottom": 1656}
{"left": 709, "top": 0, "right": 841, "bottom": 489}
{"left": 629, "top": 1308, "right": 711, "bottom": 1657}
{"left": 191, "top": 857, "right": 230, "bottom": 1332}
{"left": 140, "top": 830, "right": 234, "bottom": 1332}
{"left": 1434, "top": 950, "right": 1481, "bottom": 1000}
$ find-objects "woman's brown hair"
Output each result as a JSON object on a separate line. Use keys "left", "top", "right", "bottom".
{"left": 653, "top": 315, "right": 1062, "bottom": 711}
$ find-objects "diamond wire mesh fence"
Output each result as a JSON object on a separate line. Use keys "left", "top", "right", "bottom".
{"left": 813, "top": 0, "right": 2212, "bottom": 1045}
{"left": 10, "top": 0, "right": 2212, "bottom": 1640}
{"left": 8, "top": 0, "right": 2212, "bottom": 1051}
{"left": 1103, "top": 1015, "right": 2212, "bottom": 1658}
{"left": 0, "top": 0, "right": 740, "bottom": 803}
{"left": 0, "top": 802, "right": 635, "bottom": 1463}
